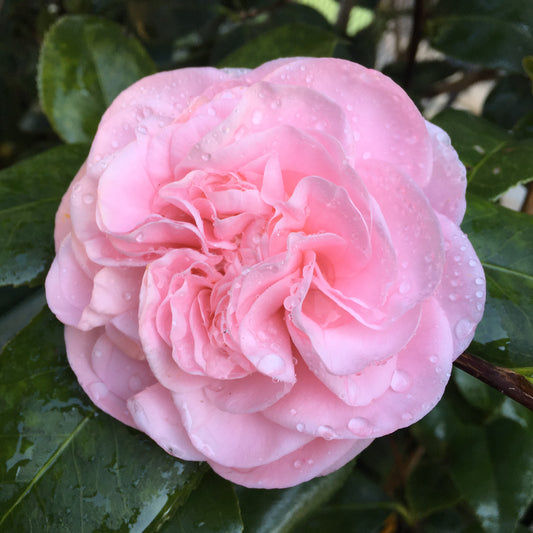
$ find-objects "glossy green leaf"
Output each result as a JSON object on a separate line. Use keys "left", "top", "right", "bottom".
{"left": 38, "top": 15, "right": 156, "bottom": 143}
{"left": 237, "top": 462, "right": 353, "bottom": 533}
{"left": 291, "top": 469, "right": 396, "bottom": 533}
{"left": 218, "top": 23, "right": 337, "bottom": 69}
{"left": 159, "top": 471, "right": 243, "bottom": 533}
{"left": 427, "top": 0, "right": 533, "bottom": 73}
{"left": 433, "top": 109, "right": 533, "bottom": 200}
{"left": 462, "top": 195, "right": 533, "bottom": 373}
{"left": 482, "top": 75, "right": 533, "bottom": 131}
{"left": 405, "top": 458, "right": 461, "bottom": 520}
{"left": 0, "top": 143, "right": 88, "bottom": 286}
{"left": 414, "top": 388, "right": 533, "bottom": 533}
{"left": 0, "top": 308, "right": 205, "bottom": 531}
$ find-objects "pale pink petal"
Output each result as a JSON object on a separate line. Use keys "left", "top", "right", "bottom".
{"left": 358, "top": 159, "right": 445, "bottom": 317}
{"left": 209, "top": 437, "right": 371, "bottom": 489}
{"left": 172, "top": 388, "right": 313, "bottom": 469}
{"left": 45, "top": 235, "right": 94, "bottom": 327}
{"left": 423, "top": 121, "right": 467, "bottom": 225}
{"left": 434, "top": 214, "right": 486, "bottom": 357}
{"left": 262, "top": 58, "right": 432, "bottom": 187}
{"left": 64, "top": 327, "right": 134, "bottom": 426}
{"left": 128, "top": 384, "right": 204, "bottom": 461}
{"left": 204, "top": 373, "right": 293, "bottom": 414}
{"left": 265, "top": 299, "right": 454, "bottom": 439}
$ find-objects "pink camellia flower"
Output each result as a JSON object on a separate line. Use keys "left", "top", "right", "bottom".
{"left": 46, "top": 57, "right": 485, "bottom": 488}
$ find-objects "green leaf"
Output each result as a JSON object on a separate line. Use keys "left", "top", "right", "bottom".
{"left": 414, "top": 389, "right": 533, "bottom": 533}
{"left": 483, "top": 75, "right": 533, "bottom": 131}
{"left": 432, "top": 109, "right": 533, "bottom": 200}
{"left": 427, "top": 0, "right": 533, "bottom": 73}
{"left": 159, "top": 471, "right": 243, "bottom": 533}
{"left": 0, "top": 143, "right": 88, "bottom": 286}
{"left": 38, "top": 15, "right": 156, "bottom": 144}
{"left": 405, "top": 458, "right": 461, "bottom": 520}
{"left": 523, "top": 55, "right": 533, "bottom": 85}
{"left": 0, "top": 308, "right": 205, "bottom": 531}
{"left": 237, "top": 462, "right": 353, "bottom": 533}
{"left": 218, "top": 23, "right": 338, "bottom": 69}
{"left": 462, "top": 195, "right": 533, "bottom": 373}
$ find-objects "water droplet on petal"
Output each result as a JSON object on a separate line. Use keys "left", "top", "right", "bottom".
{"left": 289, "top": 408, "right": 297, "bottom": 415}
{"left": 293, "top": 459, "right": 303, "bottom": 468}
{"left": 475, "top": 277, "right": 484, "bottom": 285}
{"left": 348, "top": 417, "right": 373, "bottom": 437}
{"left": 82, "top": 194, "right": 95, "bottom": 205}
{"left": 90, "top": 382, "right": 108, "bottom": 401}
{"left": 401, "top": 412, "right": 413, "bottom": 421}
{"left": 257, "top": 354, "right": 285, "bottom": 376}
{"left": 390, "top": 369, "right": 411, "bottom": 393}
{"left": 296, "top": 423, "right": 305, "bottom": 432}
{"left": 135, "top": 232, "right": 144, "bottom": 243}
{"left": 123, "top": 291, "right": 133, "bottom": 301}
{"left": 317, "top": 425, "right": 337, "bottom": 440}
{"left": 201, "top": 153, "right": 211, "bottom": 161}
{"left": 399, "top": 281, "right": 411, "bottom": 294}
{"left": 137, "top": 125, "right": 147, "bottom": 135}
{"left": 251, "top": 110, "right": 263, "bottom": 125}
{"left": 448, "top": 293, "right": 458, "bottom": 302}
{"left": 429, "top": 355, "right": 438, "bottom": 363}
{"left": 468, "top": 259, "right": 477, "bottom": 267}
{"left": 455, "top": 318, "right": 475, "bottom": 339}
{"left": 129, "top": 375, "right": 142, "bottom": 392}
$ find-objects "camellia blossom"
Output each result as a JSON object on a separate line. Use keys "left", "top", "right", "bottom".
{"left": 46, "top": 57, "right": 485, "bottom": 488}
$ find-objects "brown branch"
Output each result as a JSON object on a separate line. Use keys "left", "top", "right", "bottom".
{"left": 454, "top": 352, "right": 533, "bottom": 411}
{"left": 335, "top": 0, "right": 355, "bottom": 35}
{"left": 403, "top": 0, "right": 425, "bottom": 89}
{"left": 426, "top": 69, "right": 500, "bottom": 97}
{"left": 521, "top": 181, "right": 533, "bottom": 214}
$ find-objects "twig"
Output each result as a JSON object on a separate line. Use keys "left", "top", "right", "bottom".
{"left": 335, "top": 0, "right": 355, "bottom": 35}
{"left": 454, "top": 352, "right": 533, "bottom": 411}
{"left": 426, "top": 69, "right": 499, "bottom": 97}
{"left": 403, "top": 0, "right": 425, "bottom": 89}
{"left": 521, "top": 181, "right": 533, "bottom": 214}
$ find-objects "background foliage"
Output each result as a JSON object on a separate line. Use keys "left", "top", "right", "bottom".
{"left": 1, "top": 0, "right": 532, "bottom": 531}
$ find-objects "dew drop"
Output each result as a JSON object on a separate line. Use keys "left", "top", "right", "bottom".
{"left": 468, "top": 259, "right": 477, "bottom": 267}
{"left": 492, "top": 167, "right": 501, "bottom": 175}
{"left": 289, "top": 408, "right": 297, "bottom": 415}
{"left": 401, "top": 412, "right": 413, "bottom": 421}
{"left": 90, "top": 382, "right": 108, "bottom": 401}
{"left": 390, "top": 369, "right": 411, "bottom": 393}
{"left": 251, "top": 110, "right": 263, "bottom": 125}
{"left": 137, "top": 125, "right": 148, "bottom": 135}
{"left": 293, "top": 460, "right": 303, "bottom": 468}
{"left": 399, "top": 281, "right": 411, "bottom": 294}
{"left": 362, "top": 151, "right": 371, "bottom": 160}
{"left": 296, "top": 423, "right": 305, "bottom": 432}
{"left": 317, "top": 425, "right": 336, "bottom": 440}
{"left": 135, "top": 232, "right": 144, "bottom": 243}
{"left": 475, "top": 290, "right": 483, "bottom": 298}
{"left": 475, "top": 277, "right": 484, "bottom": 285}
{"left": 348, "top": 417, "right": 373, "bottom": 437}
{"left": 82, "top": 194, "right": 95, "bottom": 205}
{"left": 455, "top": 318, "right": 475, "bottom": 339}
{"left": 129, "top": 375, "right": 142, "bottom": 392}
{"left": 429, "top": 355, "right": 438, "bottom": 363}
{"left": 111, "top": 140, "right": 119, "bottom": 148}
{"left": 448, "top": 293, "right": 458, "bottom": 302}
{"left": 201, "top": 153, "right": 211, "bottom": 161}
{"left": 123, "top": 291, "right": 133, "bottom": 301}
{"left": 257, "top": 354, "right": 285, "bottom": 375}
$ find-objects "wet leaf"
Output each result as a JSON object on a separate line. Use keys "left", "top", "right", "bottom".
{"left": 38, "top": 15, "right": 156, "bottom": 143}
{"left": 237, "top": 462, "right": 353, "bottom": 533}
{"left": 0, "top": 144, "right": 88, "bottom": 286}
{"left": 218, "top": 23, "right": 337, "bottom": 69}
{"left": 433, "top": 109, "right": 533, "bottom": 200}
{"left": 462, "top": 195, "right": 533, "bottom": 375}
{"left": 0, "top": 308, "right": 205, "bottom": 531}
{"left": 427, "top": 0, "right": 533, "bottom": 73}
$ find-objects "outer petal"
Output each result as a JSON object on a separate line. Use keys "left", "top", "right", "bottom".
{"left": 423, "top": 121, "right": 467, "bottom": 224}
{"left": 264, "top": 298, "right": 454, "bottom": 439}
{"left": 209, "top": 437, "right": 372, "bottom": 489}
{"left": 434, "top": 214, "right": 486, "bottom": 358}
{"left": 128, "top": 384, "right": 204, "bottom": 461}
{"left": 262, "top": 58, "right": 433, "bottom": 187}
{"left": 172, "top": 388, "right": 313, "bottom": 469}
